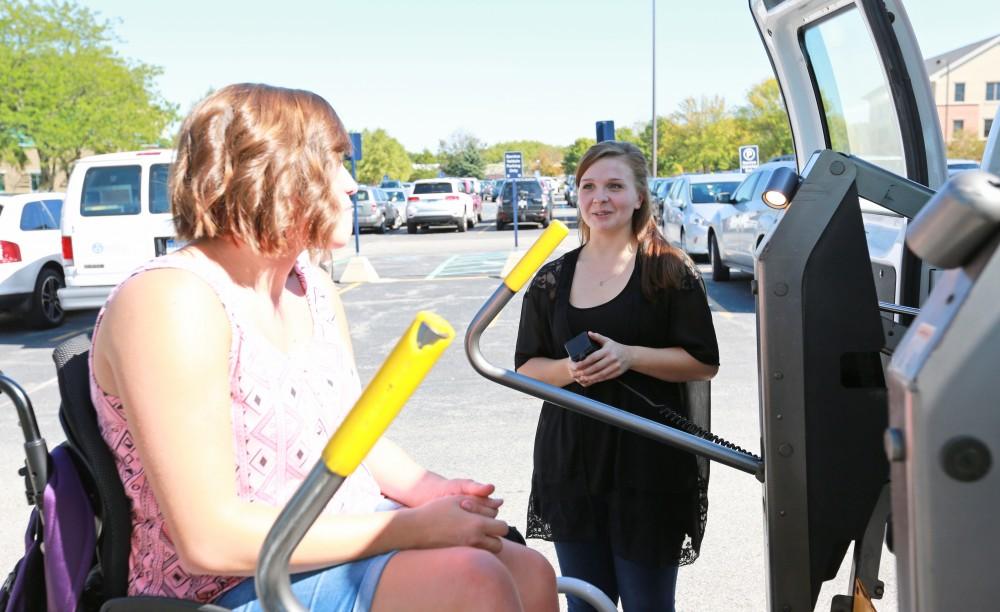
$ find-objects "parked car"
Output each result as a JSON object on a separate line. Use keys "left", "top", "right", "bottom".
{"left": 662, "top": 172, "right": 745, "bottom": 257}
{"left": 58, "top": 150, "right": 177, "bottom": 311}
{"left": 564, "top": 177, "right": 577, "bottom": 207}
{"left": 459, "top": 178, "right": 484, "bottom": 223}
{"left": 0, "top": 192, "right": 66, "bottom": 327}
{"left": 495, "top": 178, "right": 551, "bottom": 230}
{"left": 405, "top": 178, "right": 476, "bottom": 233}
{"left": 707, "top": 161, "right": 796, "bottom": 281}
{"left": 946, "top": 159, "right": 980, "bottom": 176}
{"left": 353, "top": 186, "right": 390, "bottom": 233}
{"left": 383, "top": 188, "right": 407, "bottom": 229}
{"left": 652, "top": 178, "right": 676, "bottom": 226}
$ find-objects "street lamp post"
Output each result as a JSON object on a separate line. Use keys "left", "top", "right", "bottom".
{"left": 652, "top": 0, "right": 657, "bottom": 178}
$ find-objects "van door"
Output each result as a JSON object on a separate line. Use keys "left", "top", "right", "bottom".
{"left": 751, "top": 0, "right": 946, "bottom": 309}
{"left": 66, "top": 162, "right": 173, "bottom": 286}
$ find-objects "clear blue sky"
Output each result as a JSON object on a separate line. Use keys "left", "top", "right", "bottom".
{"left": 79, "top": 0, "right": 997, "bottom": 152}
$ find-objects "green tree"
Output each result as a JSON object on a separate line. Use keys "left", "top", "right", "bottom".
{"left": 355, "top": 128, "right": 412, "bottom": 185}
{"left": 561, "top": 137, "right": 595, "bottom": 176}
{"left": 482, "top": 140, "right": 564, "bottom": 176}
{"left": 438, "top": 131, "right": 485, "bottom": 178}
{"left": 0, "top": 0, "right": 178, "bottom": 189}
{"left": 409, "top": 148, "right": 437, "bottom": 164}
{"left": 736, "top": 78, "right": 793, "bottom": 162}
{"left": 670, "top": 96, "right": 749, "bottom": 173}
{"left": 947, "top": 128, "right": 985, "bottom": 161}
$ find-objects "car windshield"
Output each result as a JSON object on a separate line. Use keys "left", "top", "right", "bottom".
{"left": 504, "top": 182, "right": 542, "bottom": 199}
{"left": 386, "top": 191, "right": 405, "bottom": 202}
{"left": 690, "top": 181, "right": 741, "bottom": 204}
{"left": 413, "top": 182, "right": 454, "bottom": 194}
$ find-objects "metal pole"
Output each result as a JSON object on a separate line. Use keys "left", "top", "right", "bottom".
{"left": 652, "top": 0, "right": 658, "bottom": 177}
{"left": 513, "top": 179, "right": 520, "bottom": 249}
{"left": 351, "top": 157, "right": 360, "bottom": 254}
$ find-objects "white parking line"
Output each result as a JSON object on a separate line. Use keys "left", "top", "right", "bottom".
{"left": 0, "top": 376, "right": 59, "bottom": 411}
{"left": 425, "top": 255, "right": 458, "bottom": 280}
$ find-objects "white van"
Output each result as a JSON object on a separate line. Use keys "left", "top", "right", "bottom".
{"left": 58, "top": 150, "right": 177, "bottom": 311}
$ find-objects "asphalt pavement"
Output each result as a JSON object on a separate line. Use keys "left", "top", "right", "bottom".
{"left": 0, "top": 202, "right": 896, "bottom": 610}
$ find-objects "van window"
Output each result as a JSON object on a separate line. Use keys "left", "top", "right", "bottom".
{"left": 149, "top": 164, "right": 171, "bottom": 213}
{"left": 803, "top": 8, "right": 906, "bottom": 176}
{"left": 356, "top": 190, "right": 370, "bottom": 201}
{"left": 413, "top": 182, "right": 454, "bottom": 194}
{"left": 19, "top": 200, "right": 58, "bottom": 230}
{"left": 81, "top": 166, "right": 141, "bottom": 216}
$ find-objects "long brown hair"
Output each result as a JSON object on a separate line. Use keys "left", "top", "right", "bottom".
{"left": 575, "top": 141, "right": 692, "bottom": 298}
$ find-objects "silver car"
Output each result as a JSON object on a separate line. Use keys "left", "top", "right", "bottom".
{"left": 353, "top": 187, "right": 389, "bottom": 234}
{"left": 662, "top": 172, "right": 745, "bottom": 257}
{"left": 708, "top": 161, "right": 796, "bottom": 281}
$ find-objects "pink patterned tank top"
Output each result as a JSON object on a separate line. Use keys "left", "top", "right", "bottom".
{"left": 90, "top": 253, "right": 385, "bottom": 603}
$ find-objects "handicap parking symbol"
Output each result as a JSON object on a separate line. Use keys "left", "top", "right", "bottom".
{"left": 739, "top": 145, "right": 759, "bottom": 173}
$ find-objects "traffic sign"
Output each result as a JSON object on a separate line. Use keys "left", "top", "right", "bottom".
{"left": 505, "top": 151, "right": 523, "bottom": 179}
{"left": 350, "top": 132, "right": 363, "bottom": 161}
{"left": 739, "top": 145, "right": 759, "bottom": 173}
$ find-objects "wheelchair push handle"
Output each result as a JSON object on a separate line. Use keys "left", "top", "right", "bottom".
{"left": 0, "top": 373, "right": 49, "bottom": 504}
{"left": 256, "top": 311, "right": 455, "bottom": 612}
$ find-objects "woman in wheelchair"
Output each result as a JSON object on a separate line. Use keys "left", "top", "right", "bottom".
{"left": 88, "top": 83, "right": 557, "bottom": 612}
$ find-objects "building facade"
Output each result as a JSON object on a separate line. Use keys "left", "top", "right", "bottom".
{"left": 0, "top": 148, "right": 69, "bottom": 195}
{"left": 925, "top": 34, "right": 1000, "bottom": 144}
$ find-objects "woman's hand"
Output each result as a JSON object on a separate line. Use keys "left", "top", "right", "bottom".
{"left": 410, "top": 495, "right": 510, "bottom": 553}
{"left": 568, "top": 331, "right": 633, "bottom": 386}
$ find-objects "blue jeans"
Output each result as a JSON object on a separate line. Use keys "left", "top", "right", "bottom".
{"left": 555, "top": 540, "right": 678, "bottom": 612}
{"left": 213, "top": 551, "right": 397, "bottom": 612}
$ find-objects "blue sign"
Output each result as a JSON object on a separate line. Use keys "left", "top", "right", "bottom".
{"left": 739, "top": 145, "right": 759, "bottom": 173}
{"left": 596, "top": 120, "right": 616, "bottom": 143}
{"left": 505, "top": 151, "right": 523, "bottom": 179}
{"left": 350, "top": 132, "right": 363, "bottom": 161}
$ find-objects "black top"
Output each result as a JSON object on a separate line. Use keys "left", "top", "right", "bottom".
{"left": 515, "top": 247, "right": 719, "bottom": 567}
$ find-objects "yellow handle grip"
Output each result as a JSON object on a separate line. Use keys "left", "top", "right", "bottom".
{"left": 322, "top": 311, "right": 455, "bottom": 476}
{"left": 503, "top": 220, "right": 570, "bottom": 292}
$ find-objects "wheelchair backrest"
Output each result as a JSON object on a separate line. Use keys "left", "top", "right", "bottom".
{"left": 52, "top": 334, "right": 132, "bottom": 602}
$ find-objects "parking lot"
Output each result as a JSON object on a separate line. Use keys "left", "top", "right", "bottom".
{"left": 0, "top": 202, "right": 897, "bottom": 610}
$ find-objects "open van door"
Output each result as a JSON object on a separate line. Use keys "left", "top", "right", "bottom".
{"left": 751, "top": 0, "right": 946, "bottom": 310}
{"left": 749, "top": 2, "right": 948, "bottom": 611}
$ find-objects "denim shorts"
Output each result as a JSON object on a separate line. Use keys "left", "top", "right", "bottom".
{"left": 213, "top": 551, "right": 398, "bottom": 612}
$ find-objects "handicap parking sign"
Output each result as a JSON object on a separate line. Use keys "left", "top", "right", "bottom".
{"left": 739, "top": 145, "right": 759, "bottom": 173}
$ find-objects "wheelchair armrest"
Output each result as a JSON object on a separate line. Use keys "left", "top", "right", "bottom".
{"left": 100, "top": 596, "right": 230, "bottom": 611}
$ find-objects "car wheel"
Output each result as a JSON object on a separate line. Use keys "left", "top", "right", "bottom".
{"left": 496, "top": 219, "right": 505, "bottom": 231}
{"left": 680, "top": 230, "right": 687, "bottom": 253}
{"left": 376, "top": 219, "right": 386, "bottom": 234}
{"left": 710, "top": 234, "right": 730, "bottom": 282}
{"left": 407, "top": 223, "right": 418, "bottom": 234}
{"left": 457, "top": 216, "right": 467, "bottom": 232}
{"left": 26, "top": 267, "right": 65, "bottom": 329}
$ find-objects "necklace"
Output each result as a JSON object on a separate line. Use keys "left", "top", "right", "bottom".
{"left": 592, "top": 251, "right": 636, "bottom": 287}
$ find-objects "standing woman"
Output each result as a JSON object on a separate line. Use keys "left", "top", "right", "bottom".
{"left": 515, "top": 141, "right": 720, "bottom": 611}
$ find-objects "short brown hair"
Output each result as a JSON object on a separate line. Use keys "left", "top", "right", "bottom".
{"left": 170, "top": 83, "right": 351, "bottom": 255}
{"left": 576, "top": 141, "right": 692, "bottom": 296}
